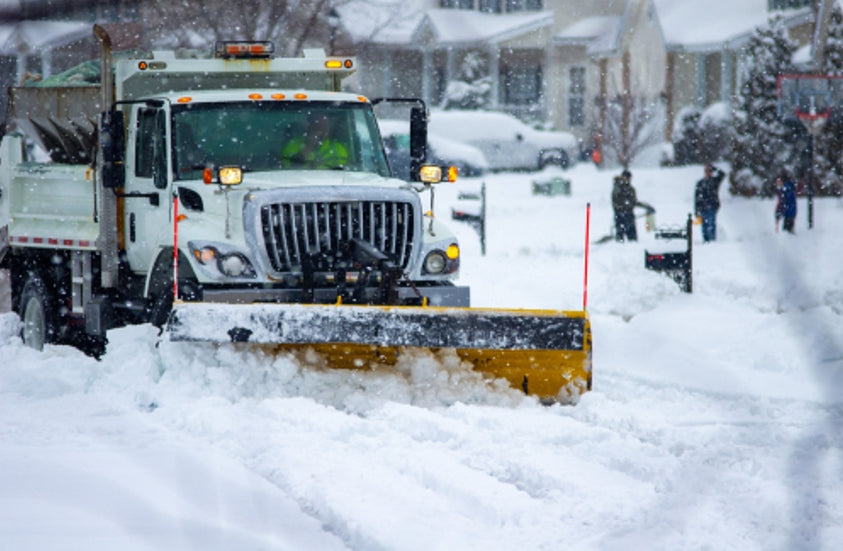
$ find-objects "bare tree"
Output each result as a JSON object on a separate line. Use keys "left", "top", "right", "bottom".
{"left": 140, "top": 0, "right": 341, "bottom": 56}
{"left": 598, "top": 93, "right": 662, "bottom": 168}
{"left": 595, "top": 52, "right": 663, "bottom": 168}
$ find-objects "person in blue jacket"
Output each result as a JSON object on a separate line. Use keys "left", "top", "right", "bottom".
{"left": 694, "top": 164, "right": 726, "bottom": 242}
{"left": 775, "top": 174, "right": 797, "bottom": 233}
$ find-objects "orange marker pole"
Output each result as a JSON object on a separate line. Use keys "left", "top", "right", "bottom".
{"left": 583, "top": 202, "right": 591, "bottom": 310}
{"left": 173, "top": 194, "right": 179, "bottom": 301}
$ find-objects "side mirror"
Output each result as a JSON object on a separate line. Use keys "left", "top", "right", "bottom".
{"left": 99, "top": 111, "right": 125, "bottom": 189}
{"left": 409, "top": 105, "right": 428, "bottom": 182}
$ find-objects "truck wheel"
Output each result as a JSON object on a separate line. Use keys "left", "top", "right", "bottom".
{"left": 146, "top": 249, "right": 202, "bottom": 329}
{"left": 19, "top": 273, "right": 59, "bottom": 351}
{"left": 148, "top": 278, "right": 202, "bottom": 329}
{"left": 148, "top": 291, "right": 173, "bottom": 329}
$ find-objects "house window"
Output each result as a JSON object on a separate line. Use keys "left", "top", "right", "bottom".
{"left": 503, "top": 65, "right": 542, "bottom": 105}
{"left": 479, "top": 0, "right": 502, "bottom": 12}
{"left": 505, "top": 0, "right": 543, "bottom": 11}
{"left": 568, "top": 66, "right": 586, "bottom": 127}
{"left": 440, "top": 0, "right": 541, "bottom": 11}
{"left": 768, "top": 0, "right": 811, "bottom": 9}
{"left": 440, "top": 0, "right": 475, "bottom": 8}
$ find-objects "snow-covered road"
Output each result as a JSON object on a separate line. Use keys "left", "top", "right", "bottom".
{"left": 2, "top": 163, "right": 842, "bottom": 549}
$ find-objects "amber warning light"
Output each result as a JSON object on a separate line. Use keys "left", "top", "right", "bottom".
{"left": 215, "top": 41, "right": 274, "bottom": 59}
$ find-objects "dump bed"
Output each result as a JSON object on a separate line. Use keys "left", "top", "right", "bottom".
{"left": 9, "top": 86, "right": 101, "bottom": 164}
{"left": 0, "top": 134, "right": 100, "bottom": 251}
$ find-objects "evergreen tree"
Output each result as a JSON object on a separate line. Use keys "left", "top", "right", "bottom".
{"left": 821, "top": 5, "right": 843, "bottom": 75}
{"left": 812, "top": 4, "right": 843, "bottom": 196}
{"left": 730, "top": 17, "right": 796, "bottom": 197}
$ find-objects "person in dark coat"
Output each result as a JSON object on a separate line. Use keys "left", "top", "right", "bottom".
{"left": 612, "top": 170, "right": 638, "bottom": 242}
{"left": 694, "top": 164, "right": 725, "bottom": 242}
{"left": 775, "top": 175, "right": 797, "bottom": 233}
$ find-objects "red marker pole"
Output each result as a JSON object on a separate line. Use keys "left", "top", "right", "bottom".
{"left": 173, "top": 194, "right": 179, "bottom": 302}
{"left": 583, "top": 202, "right": 591, "bottom": 310}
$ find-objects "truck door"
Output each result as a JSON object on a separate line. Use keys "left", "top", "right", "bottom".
{"left": 123, "top": 105, "right": 171, "bottom": 273}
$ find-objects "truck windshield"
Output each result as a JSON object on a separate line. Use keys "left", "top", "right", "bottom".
{"left": 171, "top": 101, "right": 391, "bottom": 180}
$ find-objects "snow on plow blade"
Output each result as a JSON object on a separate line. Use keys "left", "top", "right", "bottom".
{"left": 166, "top": 303, "right": 592, "bottom": 403}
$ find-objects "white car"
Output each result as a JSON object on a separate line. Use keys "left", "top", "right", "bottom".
{"left": 428, "top": 110, "right": 578, "bottom": 172}
{"left": 378, "top": 119, "right": 489, "bottom": 179}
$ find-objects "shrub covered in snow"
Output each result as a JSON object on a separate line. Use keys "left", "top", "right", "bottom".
{"left": 671, "top": 106, "right": 702, "bottom": 166}
{"left": 698, "top": 102, "right": 732, "bottom": 163}
{"left": 441, "top": 52, "right": 493, "bottom": 111}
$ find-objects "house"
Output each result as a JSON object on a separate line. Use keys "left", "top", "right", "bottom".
{"left": 0, "top": 1, "right": 141, "bottom": 131}
{"left": 347, "top": 0, "right": 818, "bottom": 161}
{"left": 352, "top": 2, "right": 554, "bottom": 121}
{"left": 0, "top": 0, "right": 821, "bottom": 163}
{"left": 654, "top": 0, "right": 814, "bottom": 141}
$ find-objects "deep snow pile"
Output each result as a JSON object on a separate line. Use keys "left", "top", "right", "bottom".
{"left": 1, "top": 162, "right": 842, "bottom": 550}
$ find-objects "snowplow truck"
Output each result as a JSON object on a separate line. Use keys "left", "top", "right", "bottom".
{"left": 0, "top": 26, "right": 591, "bottom": 403}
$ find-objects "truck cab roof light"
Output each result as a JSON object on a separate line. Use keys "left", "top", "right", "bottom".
{"left": 215, "top": 41, "right": 274, "bottom": 59}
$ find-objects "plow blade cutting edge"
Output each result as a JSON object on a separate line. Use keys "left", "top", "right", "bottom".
{"left": 166, "top": 302, "right": 592, "bottom": 403}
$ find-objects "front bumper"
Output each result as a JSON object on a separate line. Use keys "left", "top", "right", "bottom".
{"left": 200, "top": 283, "right": 470, "bottom": 307}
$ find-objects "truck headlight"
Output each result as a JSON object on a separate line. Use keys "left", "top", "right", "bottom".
{"left": 219, "top": 253, "right": 249, "bottom": 277}
{"left": 424, "top": 251, "right": 447, "bottom": 274}
{"left": 191, "top": 244, "right": 256, "bottom": 278}
{"left": 423, "top": 244, "right": 459, "bottom": 275}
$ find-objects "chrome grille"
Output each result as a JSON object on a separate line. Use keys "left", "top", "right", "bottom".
{"left": 260, "top": 200, "right": 415, "bottom": 273}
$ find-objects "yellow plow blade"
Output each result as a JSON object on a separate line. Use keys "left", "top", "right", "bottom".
{"left": 167, "top": 303, "right": 592, "bottom": 403}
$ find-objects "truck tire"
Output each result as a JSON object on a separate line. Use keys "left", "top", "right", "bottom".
{"left": 148, "top": 290, "right": 173, "bottom": 329}
{"left": 146, "top": 249, "right": 201, "bottom": 329}
{"left": 19, "top": 272, "right": 60, "bottom": 351}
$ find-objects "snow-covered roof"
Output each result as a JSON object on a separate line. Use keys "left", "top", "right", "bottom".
{"left": 554, "top": 15, "right": 622, "bottom": 55}
{"left": 360, "top": 8, "right": 552, "bottom": 47}
{"left": 0, "top": 20, "right": 90, "bottom": 55}
{"left": 654, "top": 0, "right": 813, "bottom": 52}
{"left": 415, "top": 9, "right": 552, "bottom": 46}
{"left": 337, "top": 0, "right": 427, "bottom": 45}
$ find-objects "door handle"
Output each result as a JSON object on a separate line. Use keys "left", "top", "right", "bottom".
{"left": 116, "top": 191, "right": 160, "bottom": 206}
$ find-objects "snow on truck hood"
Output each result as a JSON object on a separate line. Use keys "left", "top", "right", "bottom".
{"left": 220, "top": 169, "right": 411, "bottom": 191}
